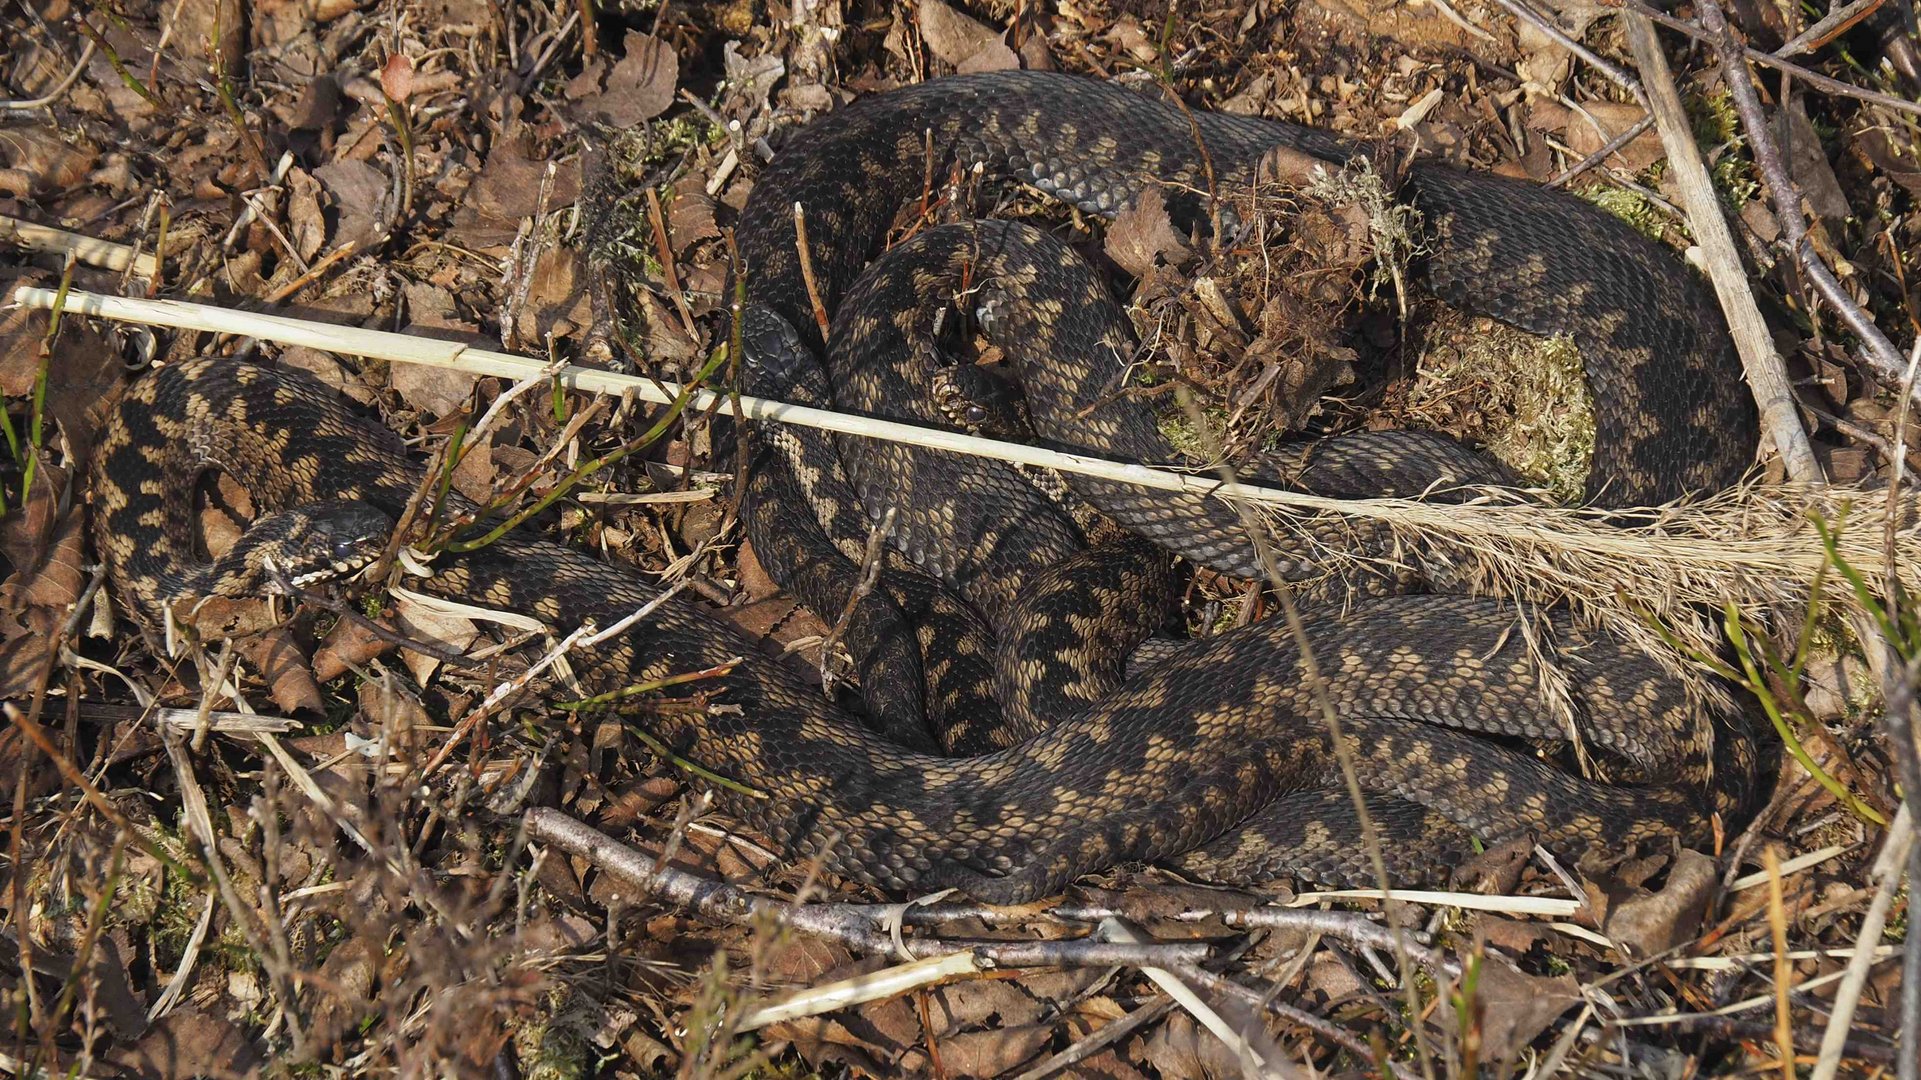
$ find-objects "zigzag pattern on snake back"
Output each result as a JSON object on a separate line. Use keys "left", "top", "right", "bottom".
{"left": 90, "top": 71, "right": 1772, "bottom": 904}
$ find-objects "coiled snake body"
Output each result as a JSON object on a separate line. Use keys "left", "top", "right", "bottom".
{"left": 93, "top": 72, "right": 1768, "bottom": 902}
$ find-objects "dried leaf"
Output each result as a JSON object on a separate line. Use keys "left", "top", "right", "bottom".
{"left": 524, "top": 246, "right": 595, "bottom": 341}
{"left": 1471, "top": 959, "right": 1583, "bottom": 1069}
{"left": 1136, "top": 1009, "right": 1244, "bottom": 1080}
{"left": 926, "top": 978, "right": 1046, "bottom": 1031}
{"left": 0, "top": 124, "right": 98, "bottom": 197}
{"left": 565, "top": 31, "right": 678, "bottom": 126}
{"left": 448, "top": 139, "right": 579, "bottom": 252}
{"left": 1105, "top": 187, "right": 1193, "bottom": 277}
{"left": 109, "top": 1006, "right": 262, "bottom": 1080}
{"left": 392, "top": 282, "right": 477, "bottom": 416}
{"left": 286, "top": 166, "right": 327, "bottom": 261}
{"left": 1781, "top": 100, "right": 1850, "bottom": 234}
{"left": 311, "top": 613, "right": 396, "bottom": 682}
{"left": 1597, "top": 847, "right": 1719, "bottom": 957}
{"left": 246, "top": 627, "right": 325, "bottom": 714}
{"left": 394, "top": 591, "right": 479, "bottom": 684}
{"left": 358, "top": 670, "right": 431, "bottom": 755}
{"left": 313, "top": 158, "right": 391, "bottom": 251}
{"left": 666, "top": 178, "right": 719, "bottom": 255}
{"left": 1542, "top": 100, "right": 1663, "bottom": 174}
{"left": 900, "top": 1023, "right": 1053, "bottom": 1076}
{"left": 918, "top": 0, "right": 1001, "bottom": 65}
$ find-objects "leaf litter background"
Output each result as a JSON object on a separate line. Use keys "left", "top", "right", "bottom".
{"left": 0, "top": 0, "right": 1918, "bottom": 1076}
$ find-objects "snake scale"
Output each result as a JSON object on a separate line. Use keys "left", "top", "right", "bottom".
{"left": 92, "top": 72, "right": 1770, "bottom": 902}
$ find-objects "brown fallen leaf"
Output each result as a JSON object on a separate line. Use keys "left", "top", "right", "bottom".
{"left": 1597, "top": 847, "right": 1720, "bottom": 957}
{"left": 313, "top": 158, "right": 392, "bottom": 251}
{"left": 565, "top": 30, "right": 678, "bottom": 126}
{"left": 666, "top": 177, "right": 720, "bottom": 256}
{"left": 1531, "top": 100, "right": 1663, "bottom": 174}
{"left": 393, "top": 591, "right": 480, "bottom": 684}
{"left": 1105, "top": 187, "right": 1192, "bottom": 278}
{"left": 107, "top": 1005, "right": 262, "bottom": 1080}
{"left": 522, "top": 246, "right": 595, "bottom": 342}
{"left": 925, "top": 977, "right": 1047, "bottom": 1031}
{"left": 447, "top": 135, "right": 580, "bottom": 252}
{"left": 245, "top": 627, "right": 325, "bottom": 715}
{"left": 1136, "top": 1009, "right": 1245, "bottom": 1080}
{"left": 918, "top": 0, "right": 1003, "bottom": 67}
{"left": 1780, "top": 99, "right": 1851, "bottom": 238}
{"left": 305, "top": 933, "right": 380, "bottom": 1057}
{"left": 1469, "top": 958, "right": 1583, "bottom": 1070}
{"left": 311, "top": 613, "right": 397, "bottom": 682}
{"left": 898, "top": 1023, "right": 1054, "bottom": 1077}
{"left": 285, "top": 166, "right": 327, "bottom": 261}
{"left": 0, "top": 123, "right": 98, "bottom": 197}
{"left": 357, "top": 669, "right": 432, "bottom": 762}
{"left": 392, "top": 281, "right": 477, "bottom": 417}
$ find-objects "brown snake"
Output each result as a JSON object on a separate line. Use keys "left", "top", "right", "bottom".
{"left": 90, "top": 72, "right": 1771, "bottom": 902}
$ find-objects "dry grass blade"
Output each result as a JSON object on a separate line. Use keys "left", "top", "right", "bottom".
{"left": 13, "top": 286, "right": 1920, "bottom": 661}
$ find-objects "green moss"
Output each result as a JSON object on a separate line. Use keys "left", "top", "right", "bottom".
{"left": 1685, "top": 88, "right": 1761, "bottom": 207}
{"left": 1408, "top": 321, "right": 1595, "bottom": 501}
{"left": 1582, "top": 184, "right": 1668, "bottom": 242}
{"left": 1157, "top": 403, "right": 1231, "bottom": 461}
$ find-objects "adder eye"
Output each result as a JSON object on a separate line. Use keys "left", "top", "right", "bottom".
{"left": 964, "top": 404, "right": 989, "bottom": 425}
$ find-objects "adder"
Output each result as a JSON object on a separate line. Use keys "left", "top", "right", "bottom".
{"left": 91, "top": 71, "right": 1769, "bottom": 903}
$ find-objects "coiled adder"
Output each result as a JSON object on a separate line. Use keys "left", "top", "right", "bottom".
{"left": 92, "top": 72, "right": 1769, "bottom": 903}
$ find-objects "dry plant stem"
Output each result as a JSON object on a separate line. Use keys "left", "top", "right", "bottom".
{"left": 1775, "top": 0, "right": 1887, "bottom": 58}
{"left": 524, "top": 808, "right": 1215, "bottom": 968}
{"left": 1100, "top": 917, "right": 1299, "bottom": 1077}
{"left": 1811, "top": 802, "right": 1913, "bottom": 1079}
{"left": 1763, "top": 847, "right": 1794, "bottom": 1078}
{"left": 819, "top": 507, "right": 897, "bottom": 696}
{"left": 1179, "top": 381, "right": 1437, "bottom": 1080}
{"left": 1156, "top": 953, "right": 1422, "bottom": 1079}
{"left": 791, "top": 202, "right": 831, "bottom": 338}
{"left": 0, "top": 215, "right": 159, "bottom": 278}
{"left": 1614, "top": 0, "right": 1921, "bottom": 116}
{"left": 1490, "top": 0, "right": 1646, "bottom": 100}
{"left": 1622, "top": 13, "right": 1822, "bottom": 484}
{"left": 1545, "top": 113, "right": 1655, "bottom": 187}
{"left": 1698, "top": 0, "right": 1918, "bottom": 401}
{"left": 29, "top": 287, "right": 1921, "bottom": 660}
{"left": 418, "top": 584, "right": 687, "bottom": 777}
{"left": 1881, "top": 661, "right": 1921, "bottom": 1080}
{"left": 0, "top": 38, "right": 95, "bottom": 110}
{"left": 1012, "top": 997, "right": 1178, "bottom": 1080}
{"left": 1031, "top": 903, "right": 1453, "bottom": 976}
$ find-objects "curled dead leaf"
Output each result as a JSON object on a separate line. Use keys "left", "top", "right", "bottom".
{"left": 1105, "top": 187, "right": 1192, "bottom": 277}
{"left": 1595, "top": 847, "right": 1720, "bottom": 957}
{"left": 0, "top": 124, "right": 98, "bottom": 197}
{"left": 565, "top": 31, "right": 678, "bottom": 126}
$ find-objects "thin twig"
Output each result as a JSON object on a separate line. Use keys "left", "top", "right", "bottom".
{"left": 1623, "top": 13, "right": 1823, "bottom": 484}
{"left": 1546, "top": 113, "right": 1654, "bottom": 188}
{"left": 0, "top": 38, "right": 96, "bottom": 110}
{"left": 1775, "top": 0, "right": 1887, "bottom": 58}
{"left": 1811, "top": 803, "right": 1912, "bottom": 1079}
{"left": 1490, "top": 0, "right": 1645, "bottom": 101}
{"left": 524, "top": 807, "right": 1216, "bottom": 969}
{"left": 791, "top": 202, "right": 831, "bottom": 339}
{"left": 1613, "top": 0, "right": 1921, "bottom": 116}
{"left": 1697, "top": 0, "right": 1918, "bottom": 404}
{"left": 818, "top": 506, "right": 896, "bottom": 696}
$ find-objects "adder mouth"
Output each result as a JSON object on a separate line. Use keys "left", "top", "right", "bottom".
{"left": 274, "top": 501, "right": 394, "bottom": 591}
{"left": 287, "top": 548, "right": 377, "bottom": 588}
